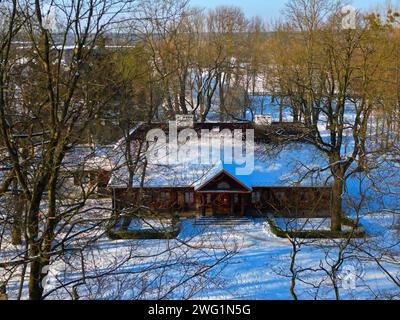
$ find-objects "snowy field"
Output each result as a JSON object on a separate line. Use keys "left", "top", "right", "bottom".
{"left": 2, "top": 206, "right": 398, "bottom": 300}
{"left": 274, "top": 218, "right": 355, "bottom": 231}
{"left": 52, "top": 214, "right": 399, "bottom": 300}
{"left": 118, "top": 218, "right": 174, "bottom": 231}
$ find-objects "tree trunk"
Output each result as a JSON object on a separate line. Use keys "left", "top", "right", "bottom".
{"left": 292, "top": 101, "right": 299, "bottom": 122}
{"left": 10, "top": 179, "right": 23, "bottom": 245}
{"left": 11, "top": 194, "right": 24, "bottom": 245}
{"left": 331, "top": 175, "right": 343, "bottom": 232}
{"left": 27, "top": 178, "right": 49, "bottom": 300}
{"left": 28, "top": 249, "right": 44, "bottom": 300}
{"left": 179, "top": 79, "right": 188, "bottom": 114}
{"left": 0, "top": 283, "right": 8, "bottom": 300}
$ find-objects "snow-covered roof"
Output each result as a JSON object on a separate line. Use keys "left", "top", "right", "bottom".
{"left": 112, "top": 122, "right": 143, "bottom": 151}
{"left": 60, "top": 145, "right": 114, "bottom": 172}
{"left": 193, "top": 166, "right": 253, "bottom": 191}
{"left": 0, "top": 144, "right": 116, "bottom": 178}
{"left": 108, "top": 125, "right": 332, "bottom": 189}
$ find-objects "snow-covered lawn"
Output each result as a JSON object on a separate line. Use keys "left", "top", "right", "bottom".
{"left": 115, "top": 218, "right": 175, "bottom": 232}
{"left": 36, "top": 214, "right": 398, "bottom": 300}
{"left": 275, "top": 217, "right": 332, "bottom": 231}
{"left": 181, "top": 215, "right": 398, "bottom": 300}
{"left": 1, "top": 198, "right": 398, "bottom": 300}
{"left": 274, "top": 217, "right": 354, "bottom": 232}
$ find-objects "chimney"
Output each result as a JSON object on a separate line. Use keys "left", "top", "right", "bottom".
{"left": 254, "top": 115, "right": 272, "bottom": 125}
{"left": 176, "top": 114, "right": 194, "bottom": 128}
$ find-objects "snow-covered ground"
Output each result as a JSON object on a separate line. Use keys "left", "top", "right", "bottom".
{"left": 117, "top": 218, "right": 174, "bottom": 232}
{"left": 274, "top": 217, "right": 355, "bottom": 232}
{"left": 3, "top": 209, "right": 397, "bottom": 300}
{"left": 184, "top": 215, "right": 399, "bottom": 300}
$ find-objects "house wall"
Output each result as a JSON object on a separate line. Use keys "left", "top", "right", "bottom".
{"left": 60, "top": 170, "right": 111, "bottom": 197}
{"left": 250, "top": 187, "right": 331, "bottom": 218}
{"left": 113, "top": 188, "right": 199, "bottom": 214}
{"left": 112, "top": 186, "right": 332, "bottom": 218}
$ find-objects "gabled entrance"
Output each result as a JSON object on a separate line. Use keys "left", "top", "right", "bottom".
{"left": 195, "top": 170, "right": 252, "bottom": 193}
{"left": 195, "top": 170, "right": 251, "bottom": 216}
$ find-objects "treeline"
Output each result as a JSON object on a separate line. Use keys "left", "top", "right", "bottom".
{"left": 97, "top": 0, "right": 399, "bottom": 130}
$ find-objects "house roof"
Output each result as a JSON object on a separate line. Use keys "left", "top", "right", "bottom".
{"left": 194, "top": 169, "right": 253, "bottom": 192}
{"left": 108, "top": 122, "right": 332, "bottom": 189}
{"left": 1, "top": 144, "right": 115, "bottom": 178}
{"left": 60, "top": 145, "right": 115, "bottom": 172}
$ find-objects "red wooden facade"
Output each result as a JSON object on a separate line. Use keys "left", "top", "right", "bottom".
{"left": 112, "top": 172, "right": 332, "bottom": 218}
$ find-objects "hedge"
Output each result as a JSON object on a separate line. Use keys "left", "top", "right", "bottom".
{"left": 106, "top": 227, "right": 180, "bottom": 240}
{"left": 266, "top": 215, "right": 365, "bottom": 239}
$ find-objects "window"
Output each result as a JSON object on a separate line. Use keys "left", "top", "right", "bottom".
{"left": 143, "top": 191, "right": 153, "bottom": 203}
{"left": 206, "top": 194, "right": 212, "bottom": 204}
{"left": 234, "top": 194, "right": 239, "bottom": 204}
{"left": 300, "top": 191, "right": 313, "bottom": 202}
{"left": 160, "top": 191, "right": 170, "bottom": 202}
{"left": 184, "top": 192, "right": 194, "bottom": 205}
{"left": 252, "top": 191, "right": 261, "bottom": 204}
{"left": 217, "top": 181, "right": 231, "bottom": 190}
{"left": 73, "top": 174, "right": 80, "bottom": 186}
{"left": 275, "top": 191, "right": 286, "bottom": 202}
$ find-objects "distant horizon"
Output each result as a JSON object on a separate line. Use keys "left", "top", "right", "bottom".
{"left": 189, "top": 0, "right": 400, "bottom": 21}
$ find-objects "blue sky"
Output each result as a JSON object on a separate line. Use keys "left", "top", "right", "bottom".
{"left": 189, "top": 0, "right": 399, "bottom": 20}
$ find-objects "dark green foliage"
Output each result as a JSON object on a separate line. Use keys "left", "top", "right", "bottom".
{"left": 106, "top": 214, "right": 181, "bottom": 240}
{"left": 106, "top": 227, "right": 180, "bottom": 240}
